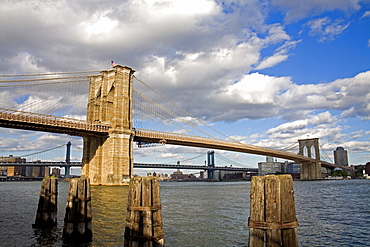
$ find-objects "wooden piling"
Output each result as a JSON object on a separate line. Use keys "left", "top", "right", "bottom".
{"left": 248, "top": 174, "right": 298, "bottom": 247}
{"left": 62, "top": 178, "right": 92, "bottom": 242}
{"left": 33, "top": 177, "right": 58, "bottom": 228}
{"left": 124, "top": 177, "right": 164, "bottom": 247}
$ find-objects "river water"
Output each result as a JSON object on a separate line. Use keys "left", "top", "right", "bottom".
{"left": 0, "top": 179, "right": 369, "bottom": 246}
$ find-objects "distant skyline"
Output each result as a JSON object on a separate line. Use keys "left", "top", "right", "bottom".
{"left": 0, "top": 0, "right": 369, "bottom": 175}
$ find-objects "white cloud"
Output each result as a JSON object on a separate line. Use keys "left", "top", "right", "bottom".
{"left": 10, "top": 52, "right": 47, "bottom": 74}
{"left": 0, "top": 0, "right": 369, "bottom": 165}
{"left": 305, "top": 17, "right": 349, "bottom": 42}
{"left": 226, "top": 73, "right": 292, "bottom": 105}
{"left": 271, "top": 0, "right": 361, "bottom": 22}
{"left": 266, "top": 111, "right": 336, "bottom": 135}
{"left": 361, "top": 11, "right": 370, "bottom": 18}
{"left": 81, "top": 13, "right": 119, "bottom": 36}
{"left": 255, "top": 54, "right": 288, "bottom": 70}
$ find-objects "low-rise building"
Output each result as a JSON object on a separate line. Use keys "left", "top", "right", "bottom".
{"left": 258, "top": 156, "right": 282, "bottom": 176}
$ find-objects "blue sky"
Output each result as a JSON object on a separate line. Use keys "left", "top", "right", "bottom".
{"left": 0, "top": 0, "right": 369, "bottom": 175}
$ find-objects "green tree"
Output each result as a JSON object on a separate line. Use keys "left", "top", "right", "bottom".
{"left": 330, "top": 170, "right": 348, "bottom": 177}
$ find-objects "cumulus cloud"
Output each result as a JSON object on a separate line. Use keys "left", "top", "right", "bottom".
{"left": 267, "top": 111, "right": 336, "bottom": 135}
{"left": 0, "top": 0, "right": 369, "bottom": 164}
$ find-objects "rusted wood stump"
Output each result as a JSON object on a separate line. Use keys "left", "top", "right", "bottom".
{"left": 33, "top": 177, "right": 58, "bottom": 228}
{"left": 62, "top": 178, "right": 92, "bottom": 242}
{"left": 124, "top": 177, "right": 164, "bottom": 247}
{"left": 248, "top": 174, "right": 298, "bottom": 247}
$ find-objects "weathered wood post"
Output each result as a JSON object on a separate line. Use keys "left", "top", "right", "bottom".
{"left": 33, "top": 177, "right": 58, "bottom": 228}
{"left": 248, "top": 174, "right": 298, "bottom": 247}
{"left": 124, "top": 177, "right": 164, "bottom": 247}
{"left": 62, "top": 178, "right": 92, "bottom": 242}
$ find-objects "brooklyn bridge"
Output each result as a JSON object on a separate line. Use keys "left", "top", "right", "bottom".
{"left": 0, "top": 65, "right": 344, "bottom": 185}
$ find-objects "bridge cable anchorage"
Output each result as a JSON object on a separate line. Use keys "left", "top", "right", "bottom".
{"left": 133, "top": 76, "right": 241, "bottom": 143}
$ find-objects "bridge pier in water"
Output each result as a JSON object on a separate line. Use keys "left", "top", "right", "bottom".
{"left": 82, "top": 65, "right": 135, "bottom": 186}
{"left": 298, "top": 138, "right": 322, "bottom": 180}
{"left": 207, "top": 150, "right": 216, "bottom": 180}
{"left": 65, "top": 141, "right": 71, "bottom": 178}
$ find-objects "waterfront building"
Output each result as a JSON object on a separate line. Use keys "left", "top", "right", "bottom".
{"left": 0, "top": 155, "right": 26, "bottom": 176}
{"left": 334, "top": 147, "right": 349, "bottom": 166}
{"left": 286, "top": 162, "right": 300, "bottom": 174}
{"left": 365, "top": 162, "right": 370, "bottom": 176}
{"left": 0, "top": 155, "right": 49, "bottom": 177}
{"left": 258, "top": 156, "right": 283, "bottom": 175}
{"left": 170, "top": 169, "right": 188, "bottom": 180}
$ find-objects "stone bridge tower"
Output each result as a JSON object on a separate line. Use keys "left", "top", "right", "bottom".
{"left": 298, "top": 138, "right": 322, "bottom": 180}
{"left": 82, "top": 65, "right": 135, "bottom": 185}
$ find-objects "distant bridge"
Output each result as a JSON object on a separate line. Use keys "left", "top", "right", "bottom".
{"left": 0, "top": 161, "right": 258, "bottom": 172}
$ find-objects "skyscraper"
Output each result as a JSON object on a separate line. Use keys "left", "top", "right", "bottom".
{"left": 334, "top": 147, "right": 348, "bottom": 166}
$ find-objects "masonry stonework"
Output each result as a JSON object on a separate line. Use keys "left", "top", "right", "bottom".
{"left": 82, "top": 65, "right": 135, "bottom": 185}
{"left": 298, "top": 138, "right": 322, "bottom": 180}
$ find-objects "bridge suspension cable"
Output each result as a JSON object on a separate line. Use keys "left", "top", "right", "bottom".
{"left": 0, "top": 79, "right": 89, "bottom": 88}
{"left": 281, "top": 143, "right": 299, "bottom": 151}
{"left": 0, "top": 144, "right": 66, "bottom": 162}
{"left": 17, "top": 144, "right": 66, "bottom": 158}
{"left": 179, "top": 153, "right": 205, "bottom": 164}
{"left": 320, "top": 144, "right": 333, "bottom": 163}
{"left": 133, "top": 89, "right": 212, "bottom": 137}
{"left": 0, "top": 75, "right": 92, "bottom": 83}
{"left": 215, "top": 153, "right": 252, "bottom": 167}
{"left": 0, "top": 70, "right": 99, "bottom": 119}
{"left": 0, "top": 70, "right": 100, "bottom": 77}
{"left": 133, "top": 76, "right": 242, "bottom": 143}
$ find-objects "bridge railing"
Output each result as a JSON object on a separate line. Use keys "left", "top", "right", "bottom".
{"left": 0, "top": 108, "right": 111, "bottom": 133}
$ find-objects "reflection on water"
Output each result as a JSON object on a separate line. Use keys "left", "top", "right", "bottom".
{"left": 91, "top": 185, "right": 129, "bottom": 246}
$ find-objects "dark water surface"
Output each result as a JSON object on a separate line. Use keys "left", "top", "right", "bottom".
{"left": 0, "top": 179, "right": 369, "bottom": 246}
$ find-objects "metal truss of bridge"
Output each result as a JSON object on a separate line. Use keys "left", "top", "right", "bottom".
{"left": 0, "top": 65, "right": 341, "bottom": 185}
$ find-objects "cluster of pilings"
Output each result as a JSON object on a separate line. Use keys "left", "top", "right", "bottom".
{"left": 32, "top": 176, "right": 165, "bottom": 246}
{"left": 33, "top": 174, "right": 298, "bottom": 246}
{"left": 33, "top": 177, "right": 93, "bottom": 243}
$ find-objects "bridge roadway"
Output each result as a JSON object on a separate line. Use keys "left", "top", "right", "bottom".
{"left": 0, "top": 108, "right": 110, "bottom": 136}
{"left": 0, "top": 162, "right": 258, "bottom": 172}
{"left": 0, "top": 109, "right": 340, "bottom": 169}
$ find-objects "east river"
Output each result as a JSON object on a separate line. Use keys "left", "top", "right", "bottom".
{"left": 0, "top": 179, "right": 369, "bottom": 246}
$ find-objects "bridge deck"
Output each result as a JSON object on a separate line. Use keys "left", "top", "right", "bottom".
{"left": 134, "top": 129, "right": 317, "bottom": 163}
{"left": 0, "top": 108, "right": 109, "bottom": 136}
{"left": 0, "top": 109, "right": 338, "bottom": 168}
